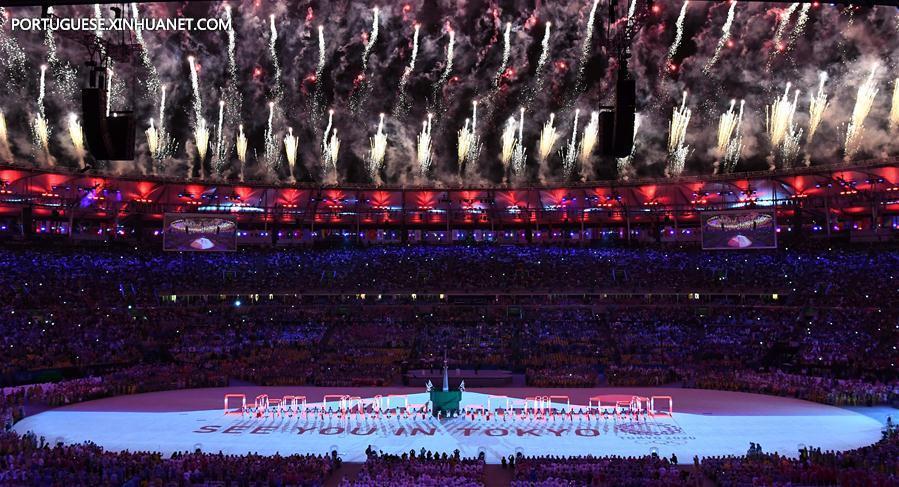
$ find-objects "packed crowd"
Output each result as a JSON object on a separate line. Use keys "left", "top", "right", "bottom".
{"left": 343, "top": 448, "right": 485, "bottom": 486}
{"left": 701, "top": 426, "right": 899, "bottom": 486}
{"left": 0, "top": 431, "right": 336, "bottom": 486}
{"left": 3, "top": 245, "right": 896, "bottom": 307}
{"left": 512, "top": 454, "right": 691, "bottom": 486}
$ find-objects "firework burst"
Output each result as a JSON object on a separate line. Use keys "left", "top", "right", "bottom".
{"left": 67, "top": 113, "right": 86, "bottom": 169}
{"left": 283, "top": 127, "right": 299, "bottom": 182}
{"left": 562, "top": 109, "right": 581, "bottom": 179}
{"left": 807, "top": 72, "right": 829, "bottom": 144}
{"left": 537, "top": 112, "right": 559, "bottom": 166}
{"left": 368, "top": 113, "right": 388, "bottom": 182}
{"left": 704, "top": 0, "right": 737, "bottom": 74}
{"left": 889, "top": 78, "right": 899, "bottom": 133}
{"left": 666, "top": 92, "right": 692, "bottom": 177}
{"left": 667, "top": 1, "right": 690, "bottom": 63}
{"left": 844, "top": 68, "right": 879, "bottom": 160}
{"left": 416, "top": 113, "right": 433, "bottom": 177}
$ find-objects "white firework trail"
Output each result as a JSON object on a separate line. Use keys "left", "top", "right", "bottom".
{"left": 131, "top": 3, "right": 160, "bottom": 98}
{"left": 362, "top": 7, "right": 380, "bottom": 73}
{"left": 715, "top": 99, "right": 745, "bottom": 174}
{"left": 667, "top": 1, "right": 690, "bottom": 62}
{"left": 495, "top": 22, "right": 512, "bottom": 86}
{"left": 0, "top": 8, "right": 28, "bottom": 92}
{"left": 324, "top": 129, "right": 340, "bottom": 182}
{"left": 214, "top": 100, "right": 227, "bottom": 174}
{"left": 32, "top": 65, "right": 50, "bottom": 160}
{"left": 704, "top": 0, "right": 737, "bottom": 74}
{"left": 187, "top": 56, "right": 202, "bottom": 128}
{"left": 536, "top": 22, "right": 552, "bottom": 74}
{"left": 146, "top": 118, "right": 159, "bottom": 160}
{"left": 766, "top": 83, "right": 800, "bottom": 150}
{"left": 579, "top": 111, "right": 599, "bottom": 168}
{"left": 787, "top": 3, "right": 811, "bottom": 50}
{"left": 562, "top": 109, "right": 581, "bottom": 178}
{"left": 268, "top": 15, "right": 283, "bottom": 100}
{"left": 617, "top": 114, "right": 640, "bottom": 180}
{"left": 283, "top": 127, "right": 299, "bottom": 181}
{"left": 666, "top": 92, "right": 692, "bottom": 178}
{"left": 457, "top": 118, "right": 473, "bottom": 168}
{"left": 500, "top": 116, "right": 518, "bottom": 170}
{"left": 772, "top": 3, "right": 799, "bottom": 53}
{"left": 511, "top": 108, "right": 527, "bottom": 176}
{"left": 43, "top": 8, "right": 78, "bottom": 101}
{"left": 321, "top": 109, "right": 339, "bottom": 177}
{"left": 889, "top": 78, "right": 899, "bottom": 133}
{"left": 368, "top": 113, "right": 388, "bottom": 182}
{"left": 312, "top": 25, "right": 327, "bottom": 123}
{"left": 37, "top": 64, "right": 47, "bottom": 119}
{"left": 395, "top": 23, "right": 421, "bottom": 115}
{"left": 436, "top": 30, "right": 457, "bottom": 93}
{"left": 222, "top": 4, "right": 241, "bottom": 126}
{"left": 844, "top": 68, "right": 879, "bottom": 160}
{"left": 576, "top": 0, "right": 600, "bottom": 93}
{"left": 236, "top": 124, "right": 248, "bottom": 176}
{"left": 0, "top": 110, "right": 11, "bottom": 162}
{"left": 416, "top": 113, "right": 433, "bottom": 177}
{"left": 263, "top": 102, "right": 280, "bottom": 176}
{"left": 807, "top": 72, "right": 829, "bottom": 144}
{"left": 781, "top": 127, "right": 803, "bottom": 168}
{"left": 456, "top": 101, "right": 482, "bottom": 175}
{"left": 537, "top": 113, "right": 559, "bottom": 165}
{"left": 194, "top": 118, "right": 210, "bottom": 177}
{"left": 67, "top": 113, "right": 86, "bottom": 169}
{"left": 105, "top": 68, "right": 114, "bottom": 117}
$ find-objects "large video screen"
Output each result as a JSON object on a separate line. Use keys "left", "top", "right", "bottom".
{"left": 163, "top": 214, "right": 237, "bottom": 251}
{"left": 701, "top": 209, "right": 777, "bottom": 249}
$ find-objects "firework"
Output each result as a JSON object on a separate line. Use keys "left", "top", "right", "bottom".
{"left": 146, "top": 118, "right": 159, "bottom": 160}
{"left": 457, "top": 101, "right": 481, "bottom": 175}
{"left": 807, "top": 72, "right": 829, "bottom": 144}
{"left": 576, "top": 0, "right": 600, "bottom": 94}
{"left": 362, "top": 7, "right": 380, "bottom": 72}
{"left": 500, "top": 116, "right": 517, "bottom": 170}
{"left": 187, "top": 56, "right": 203, "bottom": 128}
{"left": 562, "top": 110, "right": 581, "bottom": 179}
{"left": 537, "top": 113, "right": 559, "bottom": 165}
{"left": 716, "top": 99, "right": 745, "bottom": 174}
{"left": 617, "top": 114, "right": 641, "bottom": 180}
{"left": 214, "top": 100, "right": 228, "bottom": 174}
{"left": 766, "top": 83, "right": 799, "bottom": 150}
{"left": 105, "top": 68, "right": 115, "bottom": 117}
{"left": 495, "top": 22, "right": 512, "bottom": 86}
{"left": 236, "top": 124, "right": 248, "bottom": 164}
{"left": 395, "top": 23, "right": 421, "bottom": 116}
{"left": 666, "top": 91, "right": 692, "bottom": 177}
{"left": 579, "top": 111, "right": 599, "bottom": 168}
{"left": 263, "top": 102, "right": 280, "bottom": 176}
{"left": 368, "top": 113, "right": 388, "bottom": 182}
{"left": 43, "top": 8, "right": 77, "bottom": 102}
{"left": 194, "top": 118, "right": 210, "bottom": 177}
{"left": 0, "top": 110, "right": 11, "bottom": 162}
{"left": 436, "top": 30, "right": 456, "bottom": 93}
{"left": 67, "top": 113, "right": 86, "bottom": 169}
{"left": 787, "top": 3, "right": 811, "bottom": 50}
{"left": 0, "top": 9, "right": 28, "bottom": 93}
{"left": 536, "top": 22, "right": 552, "bottom": 75}
{"left": 511, "top": 108, "right": 527, "bottom": 176}
{"left": 889, "top": 78, "right": 899, "bottom": 133}
{"left": 284, "top": 127, "right": 299, "bottom": 181}
{"left": 309, "top": 25, "right": 327, "bottom": 124}
{"left": 772, "top": 3, "right": 799, "bottom": 53}
{"left": 32, "top": 65, "right": 50, "bottom": 161}
{"left": 844, "top": 68, "right": 879, "bottom": 160}
{"left": 322, "top": 110, "right": 340, "bottom": 181}
{"left": 781, "top": 127, "right": 803, "bottom": 168}
{"left": 268, "top": 14, "right": 283, "bottom": 100}
{"left": 667, "top": 1, "right": 690, "bottom": 62}
{"left": 416, "top": 113, "right": 433, "bottom": 177}
{"left": 131, "top": 3, "right": 160, "bottom": 98}
{"left": 704, "top": 0, "right": 737, "bottom": 74}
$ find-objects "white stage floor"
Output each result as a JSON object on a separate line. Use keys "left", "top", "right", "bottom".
{"left": 13, "top": 388, "right": 885, "bottom": 464}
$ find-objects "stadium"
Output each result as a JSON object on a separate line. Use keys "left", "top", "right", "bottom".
{"left": 0, "top": 0, "right": 897, "bottom": 485}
